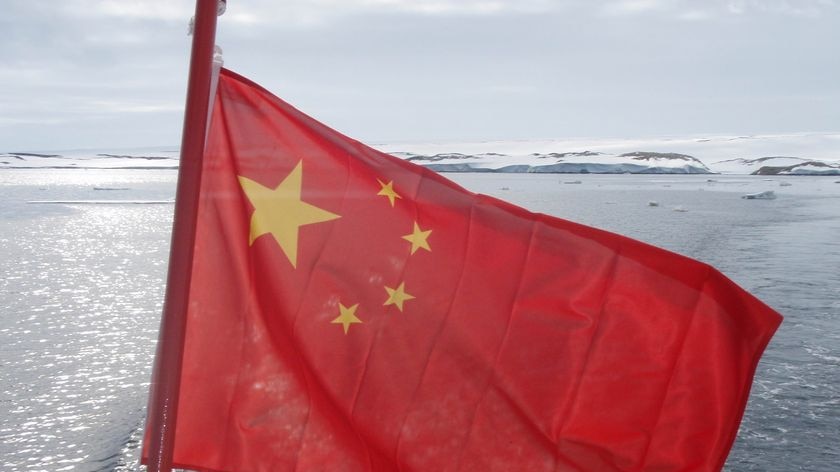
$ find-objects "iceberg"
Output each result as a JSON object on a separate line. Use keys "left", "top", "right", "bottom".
{"left": 742, "top": 191, "right": 777, "bottom": 200}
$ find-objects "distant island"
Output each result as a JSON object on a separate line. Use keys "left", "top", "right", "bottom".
{"left": 3, "top": 133, "right": 839, "bottom": 175}
{"left": 380, "top": 133, "right": 840, "bottom": 175}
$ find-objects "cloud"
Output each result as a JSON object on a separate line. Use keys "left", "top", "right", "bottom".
{"left": 1, "top": 0, "right": 838, "bottom": 149}
{"left": 677, "top": 9, "right": 713, "bottom": 21}
{"left": 600, "top": 0, "right": 837, "bottom": 18}
{"left": 357, "top": 0, "right": 567, "bottom": 14}
{"left": 218, "top": 0, "right": 575, "bottom": 28}
{"left": 0, "top": 117, "right": 67, "bottom": 127}
{"left": 602, "top": 0, "right": 669, "bottom": 15}
{"left": 88, "top": 100, "right": 184, "bottom": 114}
{"left": 61, "top": 0, "right": 193, "bottom": 21}
{"left": 724, "top": 0, "right": 837, "bottom": 16}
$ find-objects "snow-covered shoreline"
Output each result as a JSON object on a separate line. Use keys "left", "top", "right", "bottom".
{"left": 3, "top": 133, "right": 839, "bottom": 175}
{"left": 0, "top": 147, "right": 179, "bottom": 170}
{"left": 379, "top": 132, "right": 840, "bottom": 175}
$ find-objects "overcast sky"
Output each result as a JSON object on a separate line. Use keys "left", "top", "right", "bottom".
{"left": 1, "top": 0, "right": 838, "bottom": 151}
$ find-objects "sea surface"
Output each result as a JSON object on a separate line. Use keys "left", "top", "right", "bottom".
{"left": 1, "top": 169, "right": 838, "bottom": 471}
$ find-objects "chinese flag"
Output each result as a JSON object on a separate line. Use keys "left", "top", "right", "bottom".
{"left": 149, "top": 69, "right": 781, "bottom": 471}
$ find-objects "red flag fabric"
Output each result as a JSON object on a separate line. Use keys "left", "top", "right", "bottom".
{"left": 145, "top": 68, "right": 781, "bottom": 471}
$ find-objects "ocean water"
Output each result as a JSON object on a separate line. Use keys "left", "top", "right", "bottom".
{"left": 0, "top": 169, "right": 838, "bottom": 471}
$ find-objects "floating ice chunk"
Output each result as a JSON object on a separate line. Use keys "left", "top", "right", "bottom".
{"left": 742, "top": 190, "right": 777, "bottom": 200}
{"left": 27, "top": 200, "right": 173, "bottom": 205}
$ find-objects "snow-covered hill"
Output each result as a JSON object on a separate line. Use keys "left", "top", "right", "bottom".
{"left": 0, "top": 147, "right": 179, "bottom": 169}
{"left": 376, "top": 132, "right": 840, "bottom": 175}
{"left": 390, "top": 150, "right": 711, "bottom": 174}
{"left": 2, "top": 133, "right": 838, "bottom": 175}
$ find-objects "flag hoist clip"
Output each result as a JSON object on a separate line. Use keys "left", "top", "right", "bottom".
{"left": 188, "top": 0, "right": 226, "bottom": 36}
{"left": 206, "top": 46, "right": 224, "bottom": 138}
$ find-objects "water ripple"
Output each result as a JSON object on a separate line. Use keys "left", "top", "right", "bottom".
{"left": 2, "top": 171, "right": 838, "bottom": 471}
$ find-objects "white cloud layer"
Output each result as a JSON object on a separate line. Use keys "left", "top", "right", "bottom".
{"left": 602, "top": 0, "right": 837, "bottom": 17}
{"left": 0, "top": 0, "right": 838, "bottom": 149}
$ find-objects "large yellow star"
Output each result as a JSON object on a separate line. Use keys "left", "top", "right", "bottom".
{"left": 239, "top": 161, "right": 340, "bottom": 268}
{"left": 402, "top": 222, "right": 432, "bottom": 254}
{"left": 331, "top": 303, "right": 362, "bottom": 334}
{"left": 376, "top": 178, "right": 402, "bottom": 207}
{"left": 384, "top": 282, "right": 415, "bottom": 312}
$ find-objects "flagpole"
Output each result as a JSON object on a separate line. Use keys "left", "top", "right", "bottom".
{"left": 145, "top": 1, "right": 220, "bottom": 471}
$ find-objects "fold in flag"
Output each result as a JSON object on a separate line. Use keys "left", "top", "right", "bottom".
{"left": 144, "top": 68, "right": 781, "bottom": 471}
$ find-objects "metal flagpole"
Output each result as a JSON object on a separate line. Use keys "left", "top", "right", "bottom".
{"left": 145, "top": 1, "right": 222, "bottom": 471}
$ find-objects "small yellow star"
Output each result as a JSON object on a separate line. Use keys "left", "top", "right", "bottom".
{"left": 331, "top": 303, "right": 363, "bottom": 334}
{"left": 402, "top": 222, "right": 432, "bottom": 255}
{"left": 376, "top": 178, "right": 402, "bottom": 207}
{"left": 384, "top": 282, "right": 415, "bottom": 312}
